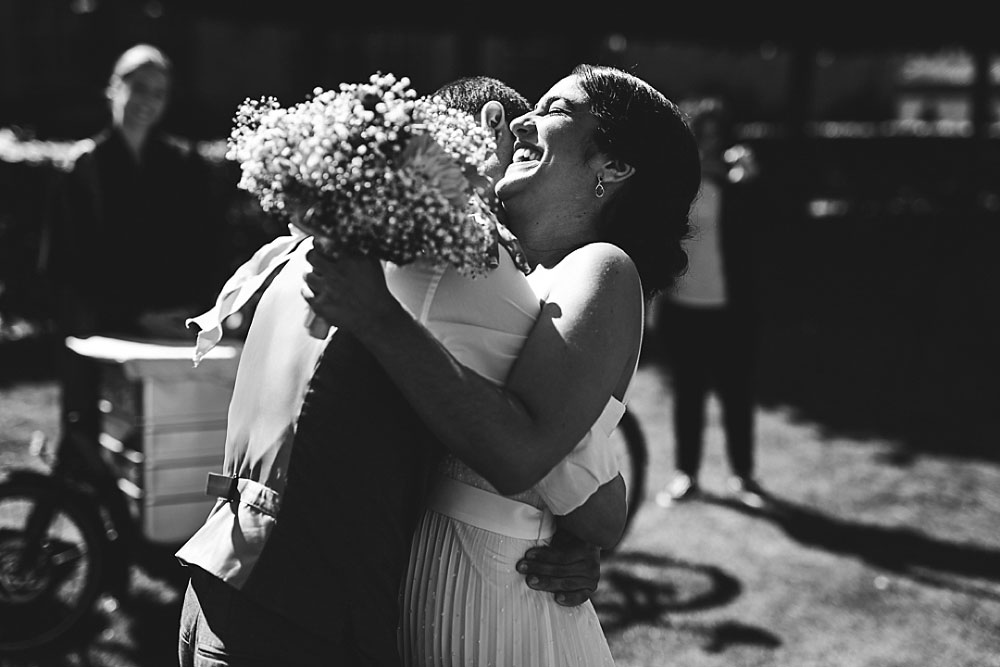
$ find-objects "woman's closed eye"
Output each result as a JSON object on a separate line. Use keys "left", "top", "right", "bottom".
{"left": 535, "top": 98, "right": 576, "bottom": 116}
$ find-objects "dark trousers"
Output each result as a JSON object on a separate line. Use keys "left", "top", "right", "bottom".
{"left": 660, "top": 301, "right": 756, "bottom": 478}
{"left": 178, "top": 567, "right": 360, "bottom": 667}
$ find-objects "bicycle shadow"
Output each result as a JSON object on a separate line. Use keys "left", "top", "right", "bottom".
{"left": 594, "top": 549, "right": 782, "bottom": 653}
{"left": 703, "top": 490, "right": 1000, "bottom": 601}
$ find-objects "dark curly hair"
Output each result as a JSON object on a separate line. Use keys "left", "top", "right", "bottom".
{"left": 431, "top": 76, "right": 531, "bottom": 122}
{"left": 573, "top": 64, "right": 701, "bottom": 300}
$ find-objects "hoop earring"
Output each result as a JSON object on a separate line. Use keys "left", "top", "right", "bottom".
{"left": 594, "top": 175, "right": 605, "bottom": 199}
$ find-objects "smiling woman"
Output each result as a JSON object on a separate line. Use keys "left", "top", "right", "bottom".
{"left": 303, "top": 63, "right": 701, "bottom": 666}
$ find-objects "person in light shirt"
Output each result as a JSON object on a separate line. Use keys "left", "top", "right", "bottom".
{"left": 654, "top": 96, "right": 768, "bottom": 509}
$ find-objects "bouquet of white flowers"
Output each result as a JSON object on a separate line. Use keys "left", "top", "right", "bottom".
{"left": 227, "top": 73, "right": 501, "bottom": 336}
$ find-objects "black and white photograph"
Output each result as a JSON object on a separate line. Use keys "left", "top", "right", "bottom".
{"left": 0, "top": 3, "right": 997, "bottom": 666}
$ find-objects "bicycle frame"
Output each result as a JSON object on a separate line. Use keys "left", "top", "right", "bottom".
{"left": 5, "top": 426, "right": 135, "bottom": 601}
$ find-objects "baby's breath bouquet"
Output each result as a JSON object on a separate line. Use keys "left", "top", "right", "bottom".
{"left": 227, "top": 73, "right": 500, "bottom": 337}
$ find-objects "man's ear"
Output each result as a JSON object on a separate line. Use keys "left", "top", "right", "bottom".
{"left": 480, "top": 100, "right": 507, "bottom": 137}
{"left": 598, "top": 158, "right": 636, "bottom": 185}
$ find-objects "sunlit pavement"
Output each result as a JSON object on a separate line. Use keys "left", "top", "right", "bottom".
{"left": 3, "top": 358, "right": 1000, "bottom": 667}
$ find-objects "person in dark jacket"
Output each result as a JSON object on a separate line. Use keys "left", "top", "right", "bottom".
{"left": 53, "top": 43, "right": 223, "bottom": 338}
{"left": 51, "top": 44, "right": 225, "bottom": 445}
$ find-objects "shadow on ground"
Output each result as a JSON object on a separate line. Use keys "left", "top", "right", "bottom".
{"left": 595, "top": 549, "right": 782, "bottom": 653}
{"left": 2, "top": 547, "right": 782, "bottom": 666}
{"left": 702, "top": 490, "right": 1000, "bottom": 602}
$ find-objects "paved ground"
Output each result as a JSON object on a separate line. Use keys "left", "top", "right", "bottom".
{"left": 5, "top": 363, "right": 704, "bottom": 667}
{"left": 1, "top": 341, "right": 998, "bottom": 666}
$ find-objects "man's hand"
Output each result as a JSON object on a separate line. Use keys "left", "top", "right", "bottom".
{"left": 516, "top": 529, "right": 602, "bottom": 607}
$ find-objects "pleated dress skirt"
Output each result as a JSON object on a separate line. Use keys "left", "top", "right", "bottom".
{"left": 399, "top": 476, "right": 615, "bottom": 667}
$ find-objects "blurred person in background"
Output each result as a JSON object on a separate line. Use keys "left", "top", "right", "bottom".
{"left": 654, "top": 96, "right": 768, "bottom": 509}
{"left": 51, "top": 42, "right": 224, "bottom": 338}
{"left": 48, "top": 43, "right": 225, "bottom": 443}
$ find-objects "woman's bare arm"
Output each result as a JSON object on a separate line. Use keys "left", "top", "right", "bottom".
{"left": 301, "top": 242, "right": 642, "bottom": 495}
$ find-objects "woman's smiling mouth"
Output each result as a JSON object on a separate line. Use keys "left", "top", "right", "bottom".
{"left": 512, "top": 144, "right": 542, "bottom": 163}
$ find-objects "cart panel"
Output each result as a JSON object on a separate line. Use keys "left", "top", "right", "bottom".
{"left": 71, "top": 336, "right": 240, "bottom": 543}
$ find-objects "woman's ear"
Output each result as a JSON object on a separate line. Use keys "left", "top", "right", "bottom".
{"left": 480, "top": 100, "right": 507, "bottom": 138}
{"left": 598, "top": 158, "right": 636, "bottom": 185}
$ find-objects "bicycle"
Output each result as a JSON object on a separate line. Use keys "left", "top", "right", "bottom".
{"left": 0, "top": 422, "right": 127, "bottom": 653}
{"left": 0, "top": 335, "right": 240, "bottom": 655}
{"left": 608, "top": 408, "right": 649, "bottom": 549}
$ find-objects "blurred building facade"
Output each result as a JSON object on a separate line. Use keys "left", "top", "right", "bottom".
{"left": 2, "top": 1, "right": 998, "bottom": 141}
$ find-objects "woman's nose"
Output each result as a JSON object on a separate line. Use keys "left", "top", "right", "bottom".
{"left": 509, "top": 112, "right": 534, "bottom": 136}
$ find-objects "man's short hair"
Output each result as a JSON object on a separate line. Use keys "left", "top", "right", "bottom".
{"left": 432, "top": 76, "right": 530, "bottom": 121}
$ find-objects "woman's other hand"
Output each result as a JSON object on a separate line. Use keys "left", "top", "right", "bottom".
{"left": 516, "top": 529, "right": 601, "bottom": 607}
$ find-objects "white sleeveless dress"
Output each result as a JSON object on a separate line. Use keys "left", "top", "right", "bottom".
{"left": 396, "top": 257, "right": 639, "bottom": 666}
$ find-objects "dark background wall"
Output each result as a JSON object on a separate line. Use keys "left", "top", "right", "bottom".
{"left": 6, "top": 1, "right": 993, "bottom": 139}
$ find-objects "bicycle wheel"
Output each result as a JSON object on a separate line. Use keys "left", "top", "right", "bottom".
{"left": 0, "top": 478, "right": 105, "bottom": 653}
{"left": 608, "top": 409, "right": 648, "bottom": 544}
